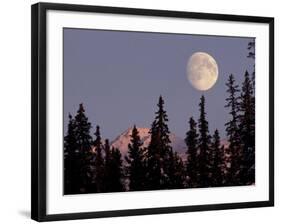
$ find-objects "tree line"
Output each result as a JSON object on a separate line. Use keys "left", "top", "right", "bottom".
{"left": 64, "top": 69, "right": 255, "bottom": 194}
{"left": 185, "top": 70, "right": 255, "bottom": 188}
{"left": 64, "top": 106, "right": 123, "bottom": 194}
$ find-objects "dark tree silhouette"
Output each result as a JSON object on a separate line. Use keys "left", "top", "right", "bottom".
{"left": 247, "top": 39, "right": 255, "bottom": 93}
{"left": 247, "top": 40, "right": 255, "bottom": 60}
{"left": 239, "top": 70, "right": 255, "bottom": 184}
{"left": 103, "top": 139, "right": 113, "bottom": 192}
{"left": 73, "top": 104, "right": 94, "bottom": 193}
{"left": 64, "top": 114, "right": 79, "bottom": 194}
{"left": 125, "top": 125, "right": 147, "bottom": 191}
{"left": 185, "top": 117, "right": 199, "bottom": 187}
{"left": 93, "top": 125, "right": 105, "bottom": 193}
{"left": 146, "top": 96, "right": 172, "bottom": 190}
{"left": 197, "top": 95, "right": 212, "bottom": 187}
{"left": 225, "top": 74, "right": 242, "bottom": 185}
{"left": 166, "top": 150, "right": 185, "bottom": 189}
{"left": 110, "top": 147, "right": 124, "bottom": 192}
{"left": 210, "top": 129, "right": 225, "bottom": 187}
{"left": 246, "top": 40, "right": 256, "bottom": 184}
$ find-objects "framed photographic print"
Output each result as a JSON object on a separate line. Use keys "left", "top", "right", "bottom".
{"left": 31, "top": 2, "right": 274, "bottom": 222}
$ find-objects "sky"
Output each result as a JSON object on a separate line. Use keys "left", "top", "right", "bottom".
{"left": 63, "top": 28, "right": 254, "bottom": 140}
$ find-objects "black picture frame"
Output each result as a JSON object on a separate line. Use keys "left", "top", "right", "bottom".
{"left": 31, "top": 2, "right": 274, "bottom": 222}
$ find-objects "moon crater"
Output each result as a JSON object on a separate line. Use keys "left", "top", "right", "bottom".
{"left": 187, "top": 52, "right": 219, "bottom": 91}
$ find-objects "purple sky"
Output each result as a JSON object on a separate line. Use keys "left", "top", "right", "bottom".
{"left": 63, "top": 28, "right": 254, "bottom": 140}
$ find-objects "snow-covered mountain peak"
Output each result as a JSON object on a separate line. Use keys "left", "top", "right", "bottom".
{"left": 110, "top": 127, "right": 186, "bottom": 158}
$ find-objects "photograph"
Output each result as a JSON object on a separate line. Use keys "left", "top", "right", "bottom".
{"left": 63, "top": 28, "right": 256, "bottom": 195}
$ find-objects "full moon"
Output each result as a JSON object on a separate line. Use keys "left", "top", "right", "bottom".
{"left": 187, "top": 52, "right": 219, "bottom": 91}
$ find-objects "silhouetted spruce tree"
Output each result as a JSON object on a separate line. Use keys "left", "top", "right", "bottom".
{"left": 185, "top": 117, "right": 199, "bottom": 187}
{"left": 247, "top": 40, "right": 255, "bottom": 147}
{"left": 246, "top": 40, "right": 256, "bottom": 184}
{"left": 197, "top": 95, "right": 212, "bottom": 187}
{"left": 247, "top": 40, "right": 255, "bottom": 60}
{"left": 247, "top": 39, "right": 255, "bottom": 93}
{"left": 146, "top": 120, "right": 161, "bottom": 189}
{"left": 225, "top": 74, "right": 242, "bottom": 185}
{"left": 166, "top": 150, "right": 185, "bottom": 189}
{"left": 110, "top": 147, "right": 124, "bottom": 192}
{"left": 125, "top": 125, "right": 146, "bottom": 191}
{"left": 239, "top": 70, "right": 255, "bottom": 184}
{"left": 74, "top": 104, "right": 95, "bottom": 193}
{"left": 103, "top": 139, "right": 113, "bottom": 192}
{"left": 210, "top": 129, "right": 224, "bottom": 187}
{"left": 64, "top": 114, "right": 79, "bottom": 194}
{"left": 102, "top": 140, "right": 121, "bottom": 192}
{"left": 146, "top": 96, "right": 172, "bottom": 190}
{"left": 93, "top": 125, "right": 105, "bottom": 193}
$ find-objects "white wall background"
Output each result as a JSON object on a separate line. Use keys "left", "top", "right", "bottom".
{"left": 0, "top": 0, "right": 279, "bottom": 223}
